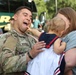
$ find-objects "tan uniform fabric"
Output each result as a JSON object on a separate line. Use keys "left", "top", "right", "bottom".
{"left": 0, "top": 30, "right": 36, "bottom": 75}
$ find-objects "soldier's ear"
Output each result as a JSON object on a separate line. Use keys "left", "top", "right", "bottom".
{"left": 13, "top": 14, "right": 17, "bottom": 21}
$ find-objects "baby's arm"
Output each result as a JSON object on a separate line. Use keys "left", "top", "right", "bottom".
{"left": 27, "top": 28, "right": 42, "bottom": 37}
{"left": 53, "top": 38, "right": 66, "bottom": 54}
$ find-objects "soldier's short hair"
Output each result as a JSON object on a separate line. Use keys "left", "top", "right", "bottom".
{"left": 14, "top": 6, "right": 32, "bottom": 14}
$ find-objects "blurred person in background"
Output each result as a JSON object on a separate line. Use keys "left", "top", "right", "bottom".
{"left": 4, "top": 18, "right": 14, "bottom": 31}
{"left": 0, "top": 28, "right": 3, "bottom": 34}
{"left": 33, "top": 15, "right": 41, "bottom": 29}
{"left": 1, "top": 18, "right": 14, "bottom": 33}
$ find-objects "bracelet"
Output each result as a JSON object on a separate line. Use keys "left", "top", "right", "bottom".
{"left": 27, "top": 52, "right": 33, "bottom": 59}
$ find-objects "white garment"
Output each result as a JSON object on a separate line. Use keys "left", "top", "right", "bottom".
{"left": 27, "top": 45, "right": 61, "bottom": 75}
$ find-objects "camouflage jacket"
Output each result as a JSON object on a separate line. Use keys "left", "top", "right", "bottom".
{"left": 0, "top": 30, "right": 37, "bottom": 75}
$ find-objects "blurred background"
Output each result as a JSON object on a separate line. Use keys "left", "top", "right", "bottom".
{"left": 0, "top": 0, "right": 76, "bottom": 28}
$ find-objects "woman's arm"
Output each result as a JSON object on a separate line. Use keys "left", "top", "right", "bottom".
{"left": 65, "top": 48, "right": 76, "bottom": 71}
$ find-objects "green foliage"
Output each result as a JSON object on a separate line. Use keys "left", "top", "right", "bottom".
{"left": 34, "top": 0, "right": 47, "bottom": 16}
{"left": 46, "top": 0, "right": 76, "bottom": 19}
{"left": 34, "top": 0, "right": 76, "bottom": 19}
{"left": 46, "top": 0, "right": 56, "bottom": 19}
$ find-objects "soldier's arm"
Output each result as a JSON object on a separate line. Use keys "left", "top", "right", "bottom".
{"left": 0, "top": 50, "right": 28, "bottom": 73}
{"left": 0, "top": 34, "right": 30, "bottom": 73}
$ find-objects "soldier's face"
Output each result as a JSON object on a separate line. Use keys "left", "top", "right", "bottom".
{"left": 14, "top": 8, "right": 32, "bottom": 34}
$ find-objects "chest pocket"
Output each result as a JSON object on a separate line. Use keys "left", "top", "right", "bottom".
{"left": 16, "top": 43, "right": 31, "bottom": 55}
{"left": 15, "top": 38, "right": 33, "bottom": 55}
{"left": 15, "top": 34, "right": 36, "bottom": 55}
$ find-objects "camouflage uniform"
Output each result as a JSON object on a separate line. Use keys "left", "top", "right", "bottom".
{"left": 0, "top": 30, "right": 37, "bottom": 75}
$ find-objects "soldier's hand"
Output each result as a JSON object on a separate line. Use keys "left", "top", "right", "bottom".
{"left": 29, "top": 41, "right": 46, "bottom": 58}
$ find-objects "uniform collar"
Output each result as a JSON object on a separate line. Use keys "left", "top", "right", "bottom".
{"left": 10, "top": 29, "right": 28, "bottom": 38}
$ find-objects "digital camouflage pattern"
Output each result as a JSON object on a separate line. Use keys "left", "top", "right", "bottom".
{"left": 0, "top": 30, "right": 37, "bottom": 75}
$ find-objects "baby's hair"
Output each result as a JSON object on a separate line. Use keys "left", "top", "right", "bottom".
{"left": 47, "top": 17, "right": 66, "bottom": 32}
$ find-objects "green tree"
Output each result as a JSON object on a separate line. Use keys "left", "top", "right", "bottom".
{"left": 34, "top": 0, "right": 47, "bottom": 16}
{"left": 34, "top": 0, "right": 76, "bottom": 19}
{"left": 46, "top": 0, "right": 76, "bottom": 19}
{"left": 46, "top": 0, "right": 55, "bottom": 19}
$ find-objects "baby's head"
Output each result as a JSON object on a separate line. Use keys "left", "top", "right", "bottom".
{"left": 47, "top": 16, "right": 66, "bottom": 37}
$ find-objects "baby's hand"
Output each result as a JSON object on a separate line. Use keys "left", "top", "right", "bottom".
{"left": 27, "top": 27, "right": 32, "bottom": 32}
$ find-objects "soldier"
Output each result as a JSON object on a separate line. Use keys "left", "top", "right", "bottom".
{"left": 0, "top": 6, "right": 46, "bottom": 75}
